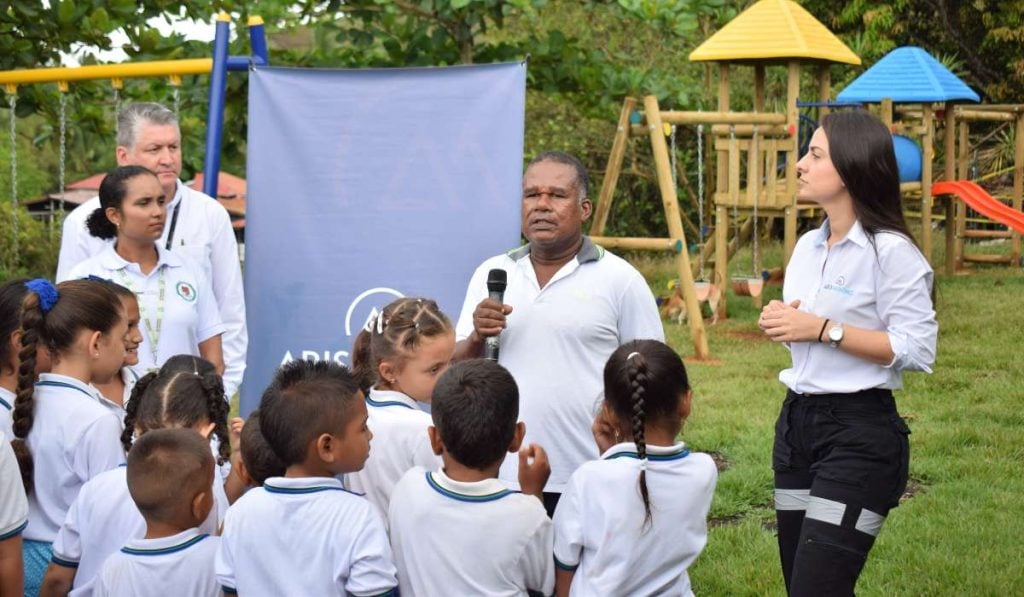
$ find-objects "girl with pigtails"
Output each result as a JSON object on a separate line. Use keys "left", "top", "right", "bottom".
{"left": 10, "top": 278, "right": 129, "bottom": 594}
{"left": 552, "top": 339, "right": 718, "bottom": 597}
{"left": 345, "top": 297, "right": 454, "bottom": 522}
{"left": 42, "top": 355, "right": 239, "bottom": 596}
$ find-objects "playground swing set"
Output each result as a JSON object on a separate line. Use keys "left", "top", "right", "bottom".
{"left": 590, "top": 0, "right": 1024, "bottom": 361}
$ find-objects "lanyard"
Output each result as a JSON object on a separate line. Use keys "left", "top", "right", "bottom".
{"left": 116, "top": 266, "right": 166, "bottom": 366}
{"left": 165, "top": 201, "right": 181, "bottom": 250}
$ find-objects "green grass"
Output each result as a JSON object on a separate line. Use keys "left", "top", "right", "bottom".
{"left": 628, "top": 244, "right": 1024, "bottom": 596}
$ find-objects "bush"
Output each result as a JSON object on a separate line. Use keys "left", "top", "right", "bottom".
{"left": 0, "top": 203, "right": 60, "bottom": 280}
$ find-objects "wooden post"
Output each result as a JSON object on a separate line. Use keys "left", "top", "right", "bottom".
{"left": 592, "top": 97, "right": 636, "bottom": 236}
{"left": 1014, "top": 114, "right": 1023, "bottom": 267}
{"left": 715, "top": 63, "right": 730, "bottom": 320}
{"left": 956, "top": 120, "right": 969, "bottom": 270}
{"left": 783, "top": 60, "right": 800, "bottom": 266}
{"left": 643, "top": 95, "right": 709, "bottom": 359}
{"left": 754, "top": 65, "right": 765, "bottom": 113}
{"left": 817, "top": 64, "right": 831, "bottom": 118}
{"left": 881, "top": 98, "right": 894, "bottom": 128}
{"left": 944, "top": 105, "right": 957, "bottom": 274}
{"left": 920, "top": 103, "right": 934, "bottom": 264}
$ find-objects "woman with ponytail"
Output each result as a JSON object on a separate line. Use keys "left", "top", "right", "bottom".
{"left": 42, "top": 355, "right": 236, "bottom": 596}
{"left": 62, "top": 165, "right": 225, "bottom": 380}
{"left": 552, "top": 339, "right": 717, "bottom": 596}
{"left": 12, "top": 278, "right": 128, "bottom": 594}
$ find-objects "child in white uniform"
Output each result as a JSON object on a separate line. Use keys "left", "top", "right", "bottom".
{"left": 553, "top": 340, "right": 718, "bottom": 596}
{"left": 1, "top": 432, "right": 29, "bottom": 596}
{"left": 90, "top": 282, "right": 143, "bottom": 423}
{"left": 43, "top": 355, "right": 232, "bottom": 596}
{"left": 389, "top": 359, "right": 554, "bottom": 596}
{"left": 63, "top": 165, "right": 225, "bottom": 378}
{"left": 93, "top": 428, "right": 221, "bottom": 597}
{"left": 9, "top": 278, "right": 128, "bottom": 594}
{"left": 0, "top": 279, "right": 32, "bottom": 440}
{"left": 235, "top": 409, "right": 285, "bottom": 489}
{"left": 346, "top": 297, "right": 452, "bottom": 520}
{"left": 216, "top": 360, "right": 398, "bottom": 596}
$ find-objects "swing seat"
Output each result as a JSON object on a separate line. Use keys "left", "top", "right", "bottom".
{"left": 693, "top": 280, "right": 712, "bottom": 302}
{"left": 731, "top": 276, "right": 764, "bottom": 298}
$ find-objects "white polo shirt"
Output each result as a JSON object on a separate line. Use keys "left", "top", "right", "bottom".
{"left": 456, "top": 237, "right": 664, "bottom": 491}
{"left": 389, "top": 467, "right": 554, "bottom": 596}
{"left": 24, "top": 374, "right": 125, "bottom": 542}
{"left": 344, "top": 389, "right": 440, "bottom": 522}
{"left": 66, "top": 244, "right": 225, "bottom": 378}
{"left": 0, "top": 432, "right": 28, "bottom": 542}
{"left": 93, "top": 528, "right": 220, "bottom": 597}
{"left": 780, "top": 220, "right": 937, "bottom": 394}
{"left": 57, "top": 181, "right": 247, "bottom": 397}
{"left": 216, "top": 476, "right": 397, "bottom": 596}
{"left": 52, "top": 465, "right": 222, "bottom": 597}
{"left": 0, "top": 387, "right": 13, "bottom": 439}
{"left": 93, "top": 368, "right": 138, "bottom": 430}
{"left": 553, "top": 442, "right": 717, "bottom": 597}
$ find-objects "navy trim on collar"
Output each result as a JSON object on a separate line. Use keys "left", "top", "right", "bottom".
{"left": 121, "top": 533, "right": 209, "bottom": 557}
{"left": 424, "top": 471, "right": 512, "bottom": 503}
{"left": 0, "top": 396, "right": 10, "bottom": 410}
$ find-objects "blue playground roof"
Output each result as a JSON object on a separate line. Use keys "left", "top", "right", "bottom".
{"left": 837, "top": 46, "right": 980, "bottom": 103}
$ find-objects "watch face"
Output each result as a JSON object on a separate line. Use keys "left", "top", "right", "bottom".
{"left": 829, "top": 325, "right": 843, "bottom": 342}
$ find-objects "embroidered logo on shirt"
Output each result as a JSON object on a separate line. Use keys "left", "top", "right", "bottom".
{"left": 823, "top": 275, "right": 853, "bottom": 296}
{"left": 176, "top": 282, "right": 197, "bottom": 302}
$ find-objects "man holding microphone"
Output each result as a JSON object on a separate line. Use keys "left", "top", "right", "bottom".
{"left": 454, "top": 150, "right": 663, "bottom": 515}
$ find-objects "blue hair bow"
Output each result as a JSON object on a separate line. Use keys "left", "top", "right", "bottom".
{"left": 24, "top": 278, "right": 59, "bottom": 314}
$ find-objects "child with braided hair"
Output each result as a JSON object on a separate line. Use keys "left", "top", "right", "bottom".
{"left": 42, "top": 355, "right": 235, "bottom": 597}
{"left": 345, "top": 297, "right": 453, "bottom": 521}
{"left": 11, "top": 278, "right": 128, "bottom": 594}
{"left": 553, "top": 339, "right": 718, "bottom": 597}
{"left": 1, "top": 278, "right": 32, "bottom": 439}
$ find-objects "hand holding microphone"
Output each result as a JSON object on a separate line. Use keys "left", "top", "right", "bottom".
{"left": 473, "top": 269, "right": 511, "bottom": 361}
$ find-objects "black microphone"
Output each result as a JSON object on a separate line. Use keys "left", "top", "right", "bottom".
{"left": 484, "top": 269, "right": 507, "bottom": 361}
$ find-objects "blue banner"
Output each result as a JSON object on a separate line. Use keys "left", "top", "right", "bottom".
{"left": 242, "top": 63, "right": 526, "bottom": 413}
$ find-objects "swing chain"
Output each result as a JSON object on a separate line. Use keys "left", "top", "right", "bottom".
{"left": 173, "top": 86, "right": 181, "bottom": 118}
{"left": 8, "top": 92, "right": 18, "bottom": 266}
{"left": 58, "top": 90, "right": 67, "bottom": 234}
{"left": 697, "top": 122, "right": 705, "bottom": 280}
{"left": 751, "top": 124, "right": 759, "bottom": 278}
{"left": 669, "top": 123, "right": 678, "bottom": 189}
{"left": 730, "top": 125, "right": 738, "bottom": 252}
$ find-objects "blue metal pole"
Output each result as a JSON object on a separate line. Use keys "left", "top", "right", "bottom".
{"left": 202, "top": 13, "right": 231, "bottom": 198}
{"left": 248, "top": 16, "right": 269, "bottom": 65}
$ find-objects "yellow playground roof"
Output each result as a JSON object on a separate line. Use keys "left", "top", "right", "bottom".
{"left": 689, "top": 0, "right": 861, "bottom": 65}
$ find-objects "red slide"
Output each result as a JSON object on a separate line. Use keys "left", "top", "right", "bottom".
{"left": 932, "top": 180, "right": 1024, "bottom": 234}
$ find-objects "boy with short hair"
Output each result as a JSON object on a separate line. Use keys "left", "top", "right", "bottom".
{"left": 236, "top": 409, "right": 285, "bottom": 488}
{"left": 92, "top": 428, "right": 220, "bottom": 597}
{"left": 215, "top": 361, "right": 398, "bottom": 596}
{"left": 388, "top": 359, "right": 554, "bottom": 596}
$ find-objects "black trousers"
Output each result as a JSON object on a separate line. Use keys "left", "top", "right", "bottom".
{"left": 773, "top": 388, "right": 911, "bottom": 596}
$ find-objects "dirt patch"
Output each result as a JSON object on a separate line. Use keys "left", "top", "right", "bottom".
{"left": 761, "top": 518, "right": 778, "bottom": 532}
{"left": 709, "top": 514, "right": 743, "bottom": 528}
{"left": 899, "top": 478, "right": 926, "bottom": 504}
{"left": 707, "top": 451, "right": 730, "bottom": 472}
{"left": 725, "top": 330, "right": 769, "bottom": 342}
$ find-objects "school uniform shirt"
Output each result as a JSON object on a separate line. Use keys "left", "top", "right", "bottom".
{"left": 780, "top": 220, "right": 937, "bottom": 394}
{"left": 24, "top": 374, "right": 126, "bottom": 543}
{"left": 92, "top": 528, "right": 220, "bottom": 597}
{"left": 66, "top": 244, "right": 225, "bottom": 378}
{"left": 94, "top": 368, "right": 138, "bottom": 430}
{"left": 456, "top": 237, "right": 665, "bottom": 491}
{"left": 56, "top": 181, "right": 247, "bottom": 398}
{"left": 553, "top": 442, "right": 717, "bottom": 597}
{"left": 388, "top": 467, "right": 554, "bottom": 597}
{"left": 344, "top": 389, "right": 441, "bottom": 522}
{"left": 0, "top": 432, "right": 28, "bottom": 542}
{"left": 216, "top": 476, "right": 397, "bottom": 597}
{"left": 51, "top": 465, "right": 222, "bottom": 597}
{"left": 0, "top": 386, "right": 13, "bottom": 439}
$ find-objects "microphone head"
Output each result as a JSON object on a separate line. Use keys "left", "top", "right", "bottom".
{"left": 486, "top": 269, "right": 507, "bottom": 293}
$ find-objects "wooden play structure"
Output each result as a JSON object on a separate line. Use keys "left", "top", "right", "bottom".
{"left": 838, "top": 46, "right": 1024, "bottom": 273}
{"left": 589, "top": 0, "right": 861, "bottom": 357}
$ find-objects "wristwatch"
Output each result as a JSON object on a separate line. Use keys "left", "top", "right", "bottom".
{"left": 828, "top": 322, "right": 845, "bottom": 348}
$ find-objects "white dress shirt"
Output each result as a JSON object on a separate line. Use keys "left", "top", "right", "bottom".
{"left": 780, "top": 220, "right": 937, "bottom": 394}
{"left": 57, "top": 180, "right": 247, "bottom": 397}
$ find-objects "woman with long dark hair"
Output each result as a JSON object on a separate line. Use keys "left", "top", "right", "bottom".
{"left": 759, "top": 110, "right": 937, "bottom": 595}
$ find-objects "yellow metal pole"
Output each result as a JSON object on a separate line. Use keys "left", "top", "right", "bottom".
{"left": 0, "top": 59, "right": 215, "bottom": 87}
